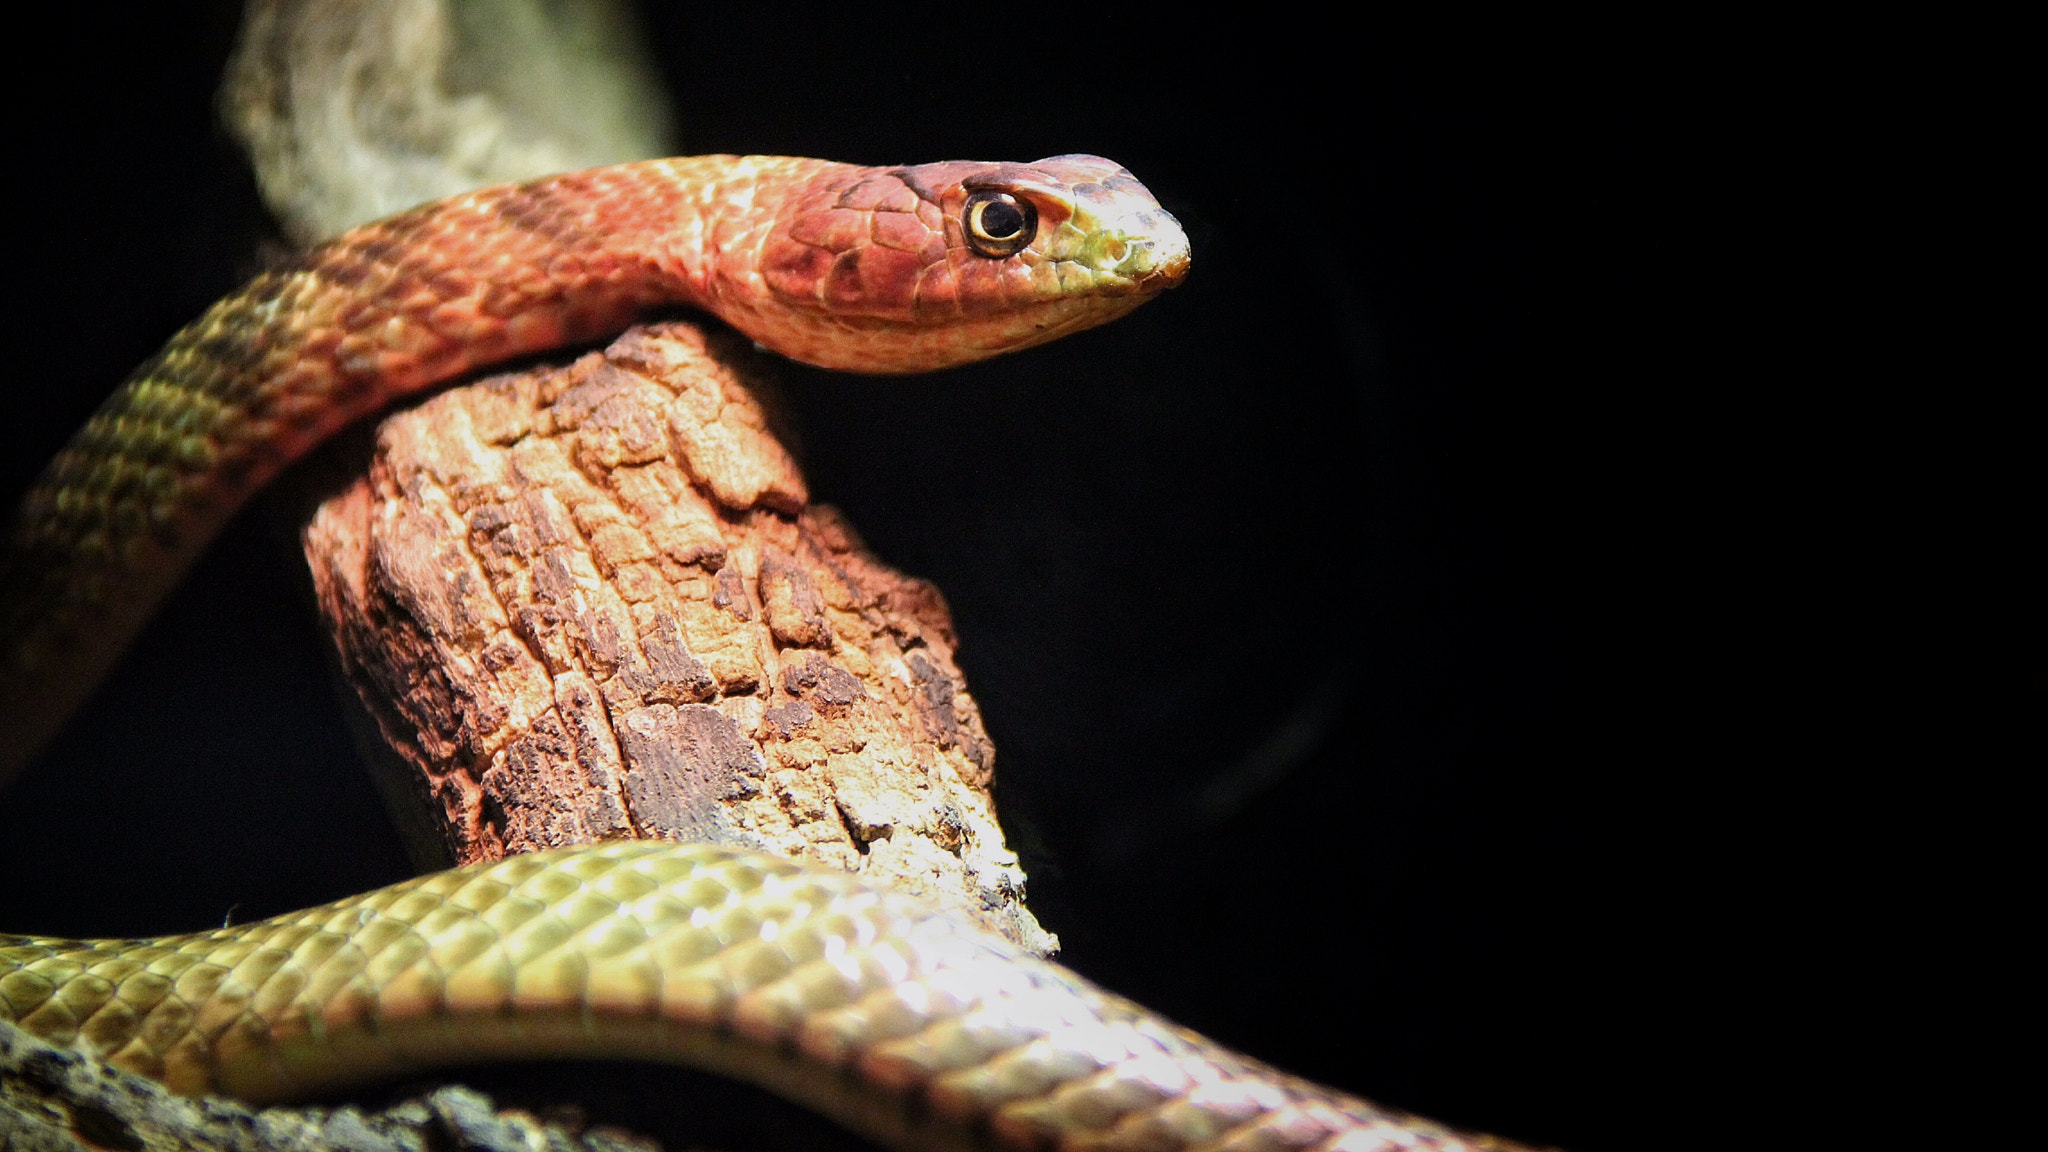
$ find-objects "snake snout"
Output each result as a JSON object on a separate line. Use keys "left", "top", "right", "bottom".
{"left": 1058, "top": 169, "right": 1190, "bottom": 290}
{"left": 1079, "top": 229, "right": 1190, "bottom": 292}
{"left": 1129, "top": 210, "right": 1192, "bottom": 286}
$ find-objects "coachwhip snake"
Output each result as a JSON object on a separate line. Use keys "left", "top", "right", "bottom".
{"left": 0, "top": 155, "right": 1534, "bottom": 1150}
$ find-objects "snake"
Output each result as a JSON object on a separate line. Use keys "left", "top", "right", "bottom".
{"left": 0, "top": 154, "right": 1536, "bottom": 1151}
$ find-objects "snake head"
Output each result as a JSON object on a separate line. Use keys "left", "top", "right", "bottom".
{"left": 751, "top": 155, "right": 1190, "bottom": 373}
{"left": 971, "top": 154, "right": 1192, "bottom": 287}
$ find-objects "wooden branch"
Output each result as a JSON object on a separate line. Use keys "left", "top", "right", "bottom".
{"left": 302, "top": 321, "right": 1054, "bottom": 956}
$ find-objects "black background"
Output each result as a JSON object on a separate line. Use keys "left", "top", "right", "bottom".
{"left": 0, "top": 7, "right": 1728, "bottom": 1150}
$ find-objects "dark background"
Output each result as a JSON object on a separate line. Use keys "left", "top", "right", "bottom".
{"left": 0, "top": 7, "right": 1730, "bottom": 1150}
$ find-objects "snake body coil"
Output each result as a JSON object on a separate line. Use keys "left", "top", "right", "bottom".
{"left": 3, "top": 842, "right": 1505, "bottom": 1152}
{"left": 0, "top": 156, "right": 1533, "bottom": 1149}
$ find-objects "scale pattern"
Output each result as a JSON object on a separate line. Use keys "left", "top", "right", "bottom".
{"left": 2, "top": 842, "right": 1522, "bottom": 1152}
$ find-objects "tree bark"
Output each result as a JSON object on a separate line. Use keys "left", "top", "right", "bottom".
{"left": 301, "top": 320, "right": 1054, "bottom": 956}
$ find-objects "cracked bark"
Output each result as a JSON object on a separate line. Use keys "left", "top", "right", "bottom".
{"left": 301, "top": 320, "right": 1054, "bottom": 956}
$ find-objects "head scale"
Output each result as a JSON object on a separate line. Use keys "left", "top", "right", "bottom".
{"left": 752, "top": 155, "right": 1190, "bottom": 373}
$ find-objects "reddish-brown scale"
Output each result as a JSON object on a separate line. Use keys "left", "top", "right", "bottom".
{"left": 761, "top": 244, "right": 834, "bottom": 304}
{"left": 870, "top": 211, "right": 937, "bottom": 255}
{"left": 956, "top": 258, "right": 1013, "bottom": 316}
{"left": 788, "top": 208, "right": 867, "bottom": 251}
{"left": 836, "top": 174, "right": 908, "bottom": 213}
{"left": 912, "top": 262, "right": 962, "bottom": 322}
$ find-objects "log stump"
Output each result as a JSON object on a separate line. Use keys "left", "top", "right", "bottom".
{"left": 302, "top": 321, "right": 1054, "bottom": 956}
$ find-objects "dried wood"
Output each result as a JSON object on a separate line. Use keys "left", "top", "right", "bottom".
{"left": 302, "top": 321, "right": 1054, "bottom": 955}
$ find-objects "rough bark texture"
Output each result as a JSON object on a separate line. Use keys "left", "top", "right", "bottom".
{"left": 302, "top": 320, "right": 1054, "bottom": 956}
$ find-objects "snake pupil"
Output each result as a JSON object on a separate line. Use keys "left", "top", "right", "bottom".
{"left": 963, "top": 191, "right": 1036, "bottom": 257}
{"left": 978, "top": 201, "right": 1023, "bottom": 239}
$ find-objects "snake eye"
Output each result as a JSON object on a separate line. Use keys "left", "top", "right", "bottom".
{"left": 962, "top": 190, "right": 1037, "bottom": 258}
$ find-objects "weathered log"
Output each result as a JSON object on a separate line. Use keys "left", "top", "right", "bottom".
{"left": 302, "top": 321, "right": 1054, "bottom": 956}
